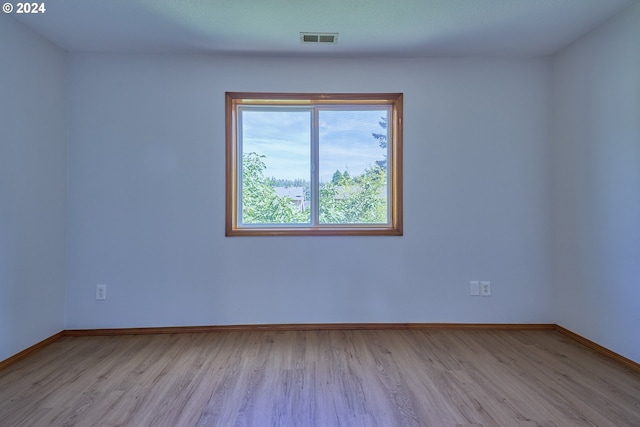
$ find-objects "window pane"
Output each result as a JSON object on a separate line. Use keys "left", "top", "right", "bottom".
{"left": 318, "top": 109, "right": 389, "bottom": 224}
{"left": 240, "top": 109, "right": 311, "bottom": 224}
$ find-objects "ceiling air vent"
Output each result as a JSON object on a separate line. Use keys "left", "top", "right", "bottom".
{"left": 300, "top": 32, "right": 338, "bottom": 44}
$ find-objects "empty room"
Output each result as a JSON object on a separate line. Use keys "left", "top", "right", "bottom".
{"left": 1, "top": 0, "right": 639, "bottom": 425}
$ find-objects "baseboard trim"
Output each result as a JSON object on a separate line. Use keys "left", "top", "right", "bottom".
{"left": 2, "top": 324, "right": 638, "bottom": 374}
{"left": 63, "top": 323, "right": 556, "bottom": 336}
{"left": 555, "top": 325, "right": 640, "bottom": 374}
{"left": 0, "top": 331, "right": 64, "bottom": 371}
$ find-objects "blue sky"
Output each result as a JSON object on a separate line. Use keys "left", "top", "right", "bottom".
{"left": 241, "top": 108, "right": 387, "bottom": 182}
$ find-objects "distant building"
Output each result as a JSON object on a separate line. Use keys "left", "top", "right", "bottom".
{"left": 274, "top": 187, "right": 305, "bottom": 211}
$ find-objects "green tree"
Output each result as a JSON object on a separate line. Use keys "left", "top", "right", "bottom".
{"left": 242, "top": 152, "right": 308, "bottom": 224}
{"left": 372, "top": 117, "right": 388, "bottom": 169}
{"left": 242, "top": 150, "right": 386, "bottom": 225}
{"left": 319, "top": 165, "right": 387, "bottom": 224}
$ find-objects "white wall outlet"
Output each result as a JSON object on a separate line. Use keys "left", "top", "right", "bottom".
{"left": 480, "top": 281, "right": 491, "bottom": 296}
{"left": 96, "top": 284, "right": 107, "bottom": 300}
{"left": 470, "top": 281, "right": 480, "bottom": 296}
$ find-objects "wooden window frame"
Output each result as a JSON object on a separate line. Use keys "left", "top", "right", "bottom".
{"left": 225, "top": 92, "right": 403, "bottom": 236}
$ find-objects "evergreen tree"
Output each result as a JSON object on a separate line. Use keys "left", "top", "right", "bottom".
{"left": 372, "top": 117, "right": 388, "bottom": 169}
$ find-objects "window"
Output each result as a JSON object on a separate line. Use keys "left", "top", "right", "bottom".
{"left": 225, "top": 92, "right": 403, "bottom": 236}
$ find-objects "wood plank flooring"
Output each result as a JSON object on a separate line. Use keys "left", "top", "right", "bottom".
{"left": 0, "top": 329, "right": 639, "bottom": 426}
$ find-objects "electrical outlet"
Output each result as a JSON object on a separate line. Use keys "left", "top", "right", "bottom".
{"left": 470, "top": 281, "right": 480, "bottom": 296}
{"left": 96, "top": 284, "right": 107, "bottom": 300}
{"left": 480, "top": 281, "right": 491, "bottom": 297}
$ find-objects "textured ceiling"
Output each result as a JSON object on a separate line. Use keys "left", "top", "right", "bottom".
{"left": 9, "top": 0, "right": 638, "bottom": 57}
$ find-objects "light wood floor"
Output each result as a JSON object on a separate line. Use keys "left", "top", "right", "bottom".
{"left": 0, "top": 329, "right": 639, "bottom": 426}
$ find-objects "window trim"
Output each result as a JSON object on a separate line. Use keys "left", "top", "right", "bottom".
{"left": 225, "top": 92, "right": 403, "bottom": 236}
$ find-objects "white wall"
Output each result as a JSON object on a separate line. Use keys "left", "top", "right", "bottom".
{"left": 552, "top": 3, "right": 640, "bottom": 363}
{"left": 0, "top": 17, "right": 67, "bottom": 361}
{"left": 65, "top": 54, "right": 553, "bottom": 329}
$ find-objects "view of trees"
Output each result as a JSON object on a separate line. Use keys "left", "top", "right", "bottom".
{"left": 241, "top": 119, "right": 388, "bottom": 225}
{"left": 319, "top": 165, "right": 387, "bottom": 224}
{"left": 241, "top": 153, "right": 310, "bottom": 224}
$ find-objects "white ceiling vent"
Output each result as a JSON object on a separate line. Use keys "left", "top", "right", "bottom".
{"left": 300, "top": 32, "right": 338, "bottom": 44}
